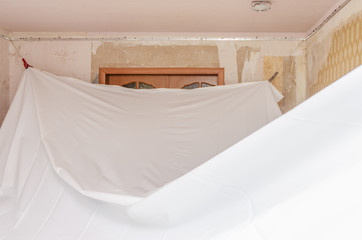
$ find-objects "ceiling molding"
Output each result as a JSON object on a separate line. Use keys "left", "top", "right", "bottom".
{"left": 305, "top": 0, "right": 351, "bottom": 39}
{"left": 0, "top": 0, "right": 352, "bottom": 43}
{"left": 0, "top": 33, "right": 11, "bottom": 41}
{"left": 5, "top": 34, "right": 304, "bottom": 42}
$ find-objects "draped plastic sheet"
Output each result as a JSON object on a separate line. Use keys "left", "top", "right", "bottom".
{"left": 0, "top": 66, "right": 361, "bottom": 239}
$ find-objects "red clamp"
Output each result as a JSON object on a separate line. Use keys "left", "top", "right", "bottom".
{"left": 22, "top": 58, "right": 33, "bottom": 69}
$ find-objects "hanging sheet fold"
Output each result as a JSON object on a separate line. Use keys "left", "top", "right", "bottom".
{"left": 1, "top": 66, "right": 361, "bottom": 239}
{"left": 1, "top": 68, "right": 282, "bottom": 206}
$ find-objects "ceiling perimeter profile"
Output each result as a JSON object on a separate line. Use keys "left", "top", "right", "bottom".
{"left": 0, "top": 0, "right": 352, "bottom": 39}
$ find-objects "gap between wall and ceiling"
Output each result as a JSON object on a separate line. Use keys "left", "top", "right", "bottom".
{"left": 0, "top": 0, "right": 351, "bottom": 42}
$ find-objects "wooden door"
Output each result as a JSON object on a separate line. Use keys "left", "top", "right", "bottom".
{"left": 99, "top": 68, "right": 224, "bottom": 89}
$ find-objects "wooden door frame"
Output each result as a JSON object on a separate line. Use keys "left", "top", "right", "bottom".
{"left": 99, "top": 67, "right": 225, "bottom": 87}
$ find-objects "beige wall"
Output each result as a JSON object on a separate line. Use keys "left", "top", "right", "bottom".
{"left": 8, "top": 41, "right": 92, "bottom": 105}
{"left": 0, "top": 37, "right": 305, "bottom": 126}
{"left": 2, "top": 2, "right": 362, "bottom": 126}
{"left": 0, "top": 31, "right": 9, "bottom": 127}
{"left": 7, "top": 0, "right": 361, "bottom": 125}
{"left": 305, "top": 0, "right": 362, "bottom": 97}
{"left": 90, "top": 40, "right": 305, "bottom": 113}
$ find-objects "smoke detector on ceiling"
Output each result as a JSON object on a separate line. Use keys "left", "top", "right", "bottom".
{"left": 251, "top": 0, "right": 272, "bottom": 12}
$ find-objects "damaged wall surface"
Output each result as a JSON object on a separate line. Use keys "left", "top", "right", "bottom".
{"left": 91, "top": 43, "right": 220, "bottom": 81}
{"left": 2, "top": 1, "right": 362, "bottom": 126}
{"left": 306, "top": 0, "right": 362, "bottom": 97}
{"left": 0, "top": 30, "right": 9, "bottom": 127}
{"left": 90, "top": 40, "right": 305, "bottom": 113}
{"left": 0, "top": 36, "right": 306, "bottom": 127}
{"left": 8, "top": 40, "right": 91, "bottom": 104}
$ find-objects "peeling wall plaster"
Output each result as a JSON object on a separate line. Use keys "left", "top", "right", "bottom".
{"left": 240, "top": 47, "right": 263, "bottom": 83}
{"left": 90, "top": 40, "right": 304, "bottom": 112}
{"left": 217, "top": 42, "right": 238, "bottom": 85}
{"left": 263, "top": 56, "right": 300, "bottom": 113}
{"left": 8, "top": 41, "right": 91, "bottom": 103}
{"left": 282, "top": 56, "right": 297, "bottom": 112}
{"left": 295, "top": 55, "right": 307, "bottom": 105}
{"left": 91, "top": 42, "right": 219, "bottom": 81}
{"left": 237, "top": 46, "right": 257, "bottom": 83}
{"left": 2, "top": 2, "right": 361, "bottom": 125}
{"left": 0, "top": 35, "right": 307, "bottom": 125}
{"left": 233, "top": 41, "right": 305, "bottom": 112}
{"left": 306, "top": 0, "right": 362, "bottom": 97}
{"left": 0, "top": 38, "right": 306, "bottom": 126}
{"left": 264, "top": 56, "right": 283, "bottom": 92}
{"left": 0, "top": 37, "right": 9, "bottom": 127}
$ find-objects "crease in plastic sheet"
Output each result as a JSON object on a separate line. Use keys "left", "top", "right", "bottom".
{"left": 1, "top": 66, "right": 362, "bottom": 239}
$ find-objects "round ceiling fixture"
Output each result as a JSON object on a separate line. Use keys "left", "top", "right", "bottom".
{"left": 251, "top": 0, "right": 272, "bottom": 12}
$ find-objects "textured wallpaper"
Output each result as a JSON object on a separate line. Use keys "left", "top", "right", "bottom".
{"left": 311, "top": 11, "right": 362, "bottom": 95}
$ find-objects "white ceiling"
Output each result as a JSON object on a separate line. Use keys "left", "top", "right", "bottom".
{"left": 0, "top": 0, "right": 349, "bottom": 38}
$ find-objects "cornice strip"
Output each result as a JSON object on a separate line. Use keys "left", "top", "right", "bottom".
{"left": 305, "top": 0, "right": 352, "bottom": 40}
{"left": 0, "top": 0, "right": 352, "bottom": 42}
{"left": 4, "top": 35, "right": 303, "bottom": 41}
{"left": 0, "top": 33, "right": 11, "bottom": 41}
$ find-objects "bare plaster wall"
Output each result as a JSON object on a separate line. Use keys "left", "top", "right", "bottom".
{"left": 8, "top": 41, "right": 92, "bottom": 104}
{"left": 91, "top": 40, "right": 305, "bottom": 112}
{"left": 235, "top": 41, "right": 305, "bottom": 112}
{"left": 0, "top": 37, "right": 9, "bottom": 127}
{"left": 2, "top": 1, "right": 361, "bottom": 125}
{"left": 91, "top": 42, "right": 220, "bottom": 81}
{"left": 1, "top": 36, "right": 306, "bottom": 125}
{"left": 305, "top": 0, "right": 362, "bottom": 97}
